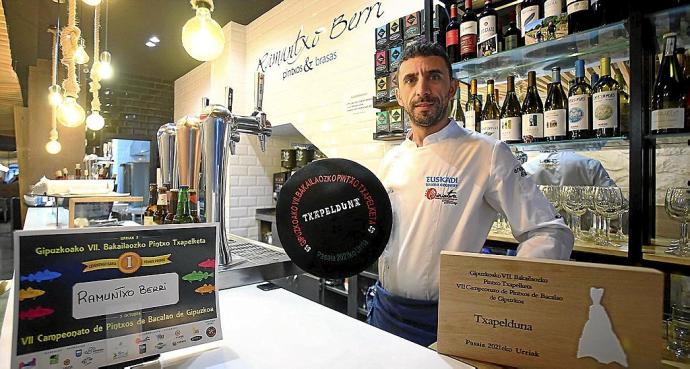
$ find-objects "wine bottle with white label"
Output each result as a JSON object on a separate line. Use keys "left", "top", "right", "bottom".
{"left": 521, "top": 71, "right": 545, "bottom": 143}
{"left": 592, "top": 57, "right": 620, "bottom": 138}
{"left": 478, "top": 0, "right": 497, "bottom": 44}
{"left": 545, "top": 67, "right": 568, "bottom": 141}
{"left": 501, "top": 75, "right": 523, "bottom": 143}
{"left": 520, "top": 0, "right": 541, "bottom": 38}
{"left": 450, "top": 87, "right": 465, "bottom": 126}
{"left": 651, "top": 32, "right": 688, "bottom": 134}
{"left": 464, "top": 79, "right": 482, "bottom": 132}
{"left": 544, "top": 0, "right": 564, "bottom": 19}
{"left": 481, "top": 80, "right": 501, "bottom": 139}
{"left": 568, "top": 59, "right": 592, "bottom": 139}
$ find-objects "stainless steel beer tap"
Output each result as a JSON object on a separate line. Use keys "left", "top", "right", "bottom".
{"left": 201, "top": 72, "right": 272, "bottom": 268}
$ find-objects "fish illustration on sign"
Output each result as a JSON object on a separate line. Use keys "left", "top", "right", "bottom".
{"left": 19, "top": 287, "right": 46, "bottom": 301}
{"left": 20, "top": 269, "right": 62, "bottom": 283}
{"left": 194, "top": 284, "right": 215, "bottom": 294}
{"left": 182, "top": 271, "right": 213, "bottom": 282}
{"left": 197, "top": 259, "right": 215, "bottom": 269}
{"left": 19, "top": 306, "right": 55, "bottom": 320}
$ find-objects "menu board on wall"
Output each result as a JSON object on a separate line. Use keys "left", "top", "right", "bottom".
{"left": 438, "top": 252, "right": 662, "bottom": 369}
{"left": 12, "top": 224, "right": 222, "bottom": 368}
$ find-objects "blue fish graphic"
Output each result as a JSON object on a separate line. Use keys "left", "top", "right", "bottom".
{"left": 20, "top": 269, "right": 62, "bottom": 283}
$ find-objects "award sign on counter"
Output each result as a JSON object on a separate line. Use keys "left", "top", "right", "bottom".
{"left": 437, "top": 252, "right": 663, "bottom": 369}
{"left": 12, "top": 224, "right": 222, "bottom": 368}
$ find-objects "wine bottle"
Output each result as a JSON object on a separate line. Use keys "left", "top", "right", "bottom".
{"left": 567, "top": 0, "right": 592, "bottom": 33}
{"left": 615, "top": 69, "right": 630, "bottom": 135}
{"left": 143, "top": 183, "right": 157, "bottom": 226}
{"left": 450, "top": 87, "right": 465, "bottom": 126}
{"left": 153, "top": 184, "right": 168, "bottom": 225}
{"left": 568, "top": 59, "right": 592, "bottom": 139}
{"left": 501, "top": 75, "right": 523, "bottom": 143}
{"left": 464, "top": 79, "right": 481, "bottom": 131}
{"left": 481, "top": 80, "right": 501, "bottom": 139}
{"left": 503, "top": 12, "right": 523, "bottom": 51}
{"left": 173, "top": 186, "right": 194, "bottom": 224}
{"left": 446, "top": 4, "right": 460, "bottom": 63}
{"left": 651, "top": 33, "right": 688, "bottom": 134}
{"left": 478, "top": 0, "right": 498, "bottom": 44}
{"left": 494, "top": 88, "right": 501, "bottom": 106}
{"left": 164, "top": 188, "right": 179, "bottom": 224}
{"left": 521, "top": 71, "right": 545, "bottom": 143}
{"left": 544, "top": 67, "right": 568, "bottom": 141}
{"left": 591, "top": 0, "right": 623, "bottom": 27}
{"left": 460, "top": 0, "right": 478, "bottom": 61}
{"left": 544, "top": 0, "right": 564, "bottom": 19}
{"left": 520, "top": 0, "right": 541, "bottom": 37}
{"left": 592, "top": 57, "right": 620, "bottom": 137}
{"left": 591, "top": 72, "right": 599, "bottom": 87}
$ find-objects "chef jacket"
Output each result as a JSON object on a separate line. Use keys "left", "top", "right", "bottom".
{"left": 522, "top": 151, "right": 616, "bottom": 187}
{"left": 377, "top": 121, "right": 574, "bottom": 301}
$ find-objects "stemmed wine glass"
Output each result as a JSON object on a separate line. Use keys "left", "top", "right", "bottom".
{"left": 594, "top": 186, "right": 624, "bottom": 247}
{"left": 562, "top": 186, "right": 588, "bottom": 239}
{"left": 665, "top": 187, "right": 690, "bottom": 256}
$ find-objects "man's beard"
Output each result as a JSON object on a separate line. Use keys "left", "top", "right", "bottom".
{"left": 406, "top": 96, "right": 448, "bottom": 127}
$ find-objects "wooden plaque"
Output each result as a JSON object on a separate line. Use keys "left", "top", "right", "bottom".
{"left": 438, "top": 252, "right": 663, "bottom": 369}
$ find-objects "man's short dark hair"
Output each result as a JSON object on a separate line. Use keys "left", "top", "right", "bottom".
{"left": 399, "top": 41, "right": 453, "bottom": 81}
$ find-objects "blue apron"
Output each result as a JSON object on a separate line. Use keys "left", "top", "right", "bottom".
{"left": 366, "top": 281, "right": 438, "bottom": 346}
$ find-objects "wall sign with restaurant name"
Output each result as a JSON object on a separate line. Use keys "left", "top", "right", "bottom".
{"left": 12, "top": 224, "right": 222, "bottom": 369}
{"left": 438, "top": 252, "right": 662, "bottom": 369}
{"left": 256, "top": 1, "right": 384, "bottom": 80}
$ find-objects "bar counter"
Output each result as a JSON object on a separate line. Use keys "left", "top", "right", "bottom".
{"left": 1, "top": 280, "right": 500, "bottom": 369}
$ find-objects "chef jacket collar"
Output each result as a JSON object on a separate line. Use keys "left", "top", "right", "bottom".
{"left": 403, "top": 119, "right": 467, "bottom": 148}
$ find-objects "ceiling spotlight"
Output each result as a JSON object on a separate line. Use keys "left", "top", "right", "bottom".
{"left": 149, "top": 36, "right": 160, "bottom": 43}
{"left": 146, "top": 41, "right": 157, "bottom": 48}
{"left": 82, "top": 0, "right": 102, "bottom": 5}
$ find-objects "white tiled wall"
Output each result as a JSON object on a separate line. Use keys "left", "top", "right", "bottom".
{"left": 174, "top": 0, "right": 418, "bottom": 240}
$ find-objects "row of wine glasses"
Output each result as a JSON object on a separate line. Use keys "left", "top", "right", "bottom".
{"left": 491, "top": 185, "right": 629, "bottom": 248}
{"left": 666, "top": 187, "right": 690, "bottom": 256}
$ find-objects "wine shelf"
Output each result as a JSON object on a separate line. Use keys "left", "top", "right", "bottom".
{"left": 373, "top": 132, "right": 406, "bottom": 141}
{"left": 324, "top": 285, "right": 348, "bottom": 297}
{"left": 647, "top": 4, "right": 690, "bottom": 50}
{"left": 509, "top": 136, "right": 629, "bottom": 151}
{"left": 645, "top": 132, "right": 690, "bottom": 146}
{"left": 451, "top": 21, "right": 629, "bottom": 83}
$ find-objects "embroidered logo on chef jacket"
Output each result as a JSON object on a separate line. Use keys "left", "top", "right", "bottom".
{"left": 424, "top": 176, "right": 459, "bottom": 205}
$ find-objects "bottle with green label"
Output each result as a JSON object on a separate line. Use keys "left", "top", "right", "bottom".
{"left": 173, "top": 185, "right": 194, "bottom": 224}
{"left": 592, "top": 57, "right": 620, "bottom": 138}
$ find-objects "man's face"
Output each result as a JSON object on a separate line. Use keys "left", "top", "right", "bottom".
{"left": 396, "top": 55, "right": 456, "bottom": 128}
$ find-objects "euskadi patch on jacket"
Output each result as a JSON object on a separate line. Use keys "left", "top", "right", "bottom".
{"left": 424, "top": 176, "right": 459, "bottom": 205}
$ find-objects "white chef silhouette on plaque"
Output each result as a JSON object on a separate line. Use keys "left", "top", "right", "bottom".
{"left": 576, "top": 287, "right": 628, "bottom": 367}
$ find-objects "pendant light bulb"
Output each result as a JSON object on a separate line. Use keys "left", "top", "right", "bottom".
{"left": 99, "top": 51, "right": 113, "bottom": 79}
{"left": 74, "top": 38, "right": 90, "bottom": 65}
{"left": 48, "top": 84, "right": 63, "bottom": 106}
{"left": 86, "top": 111, "right": 105, "bottom": 131}
{"left": 82, "top": 0, "right": 102, "bottom": 5}
{"left": 57, "top": 96, "right": 86, "bottom": 127}
{"left": 181, "top": 3, "right": 225, "bottom": 61}
{"left": 45, "top": 139, "right": 62, "bottom": 154}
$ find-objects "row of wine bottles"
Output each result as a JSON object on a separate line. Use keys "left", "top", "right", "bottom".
{"left": 451, "top": 57, "right": 624, "bottom": 143}
{"left": 446, "top": 0, "right": 626, "bottom": 63}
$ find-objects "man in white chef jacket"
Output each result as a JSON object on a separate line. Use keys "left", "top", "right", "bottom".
{"left": 367, "top": 42, "right": 574, "bottom": 346}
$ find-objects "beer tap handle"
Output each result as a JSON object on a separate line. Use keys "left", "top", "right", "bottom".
{"left": 255, "top": 72, "right": 264, "bottom": 112}
{"left": 228, "top": 129, "right": 240, "bottom": 155}
{"left": 226, "top": 87, "right": 234, "bottom": 113}
{"left": 259, "top": 134, "right": 267, "bottom": 152}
